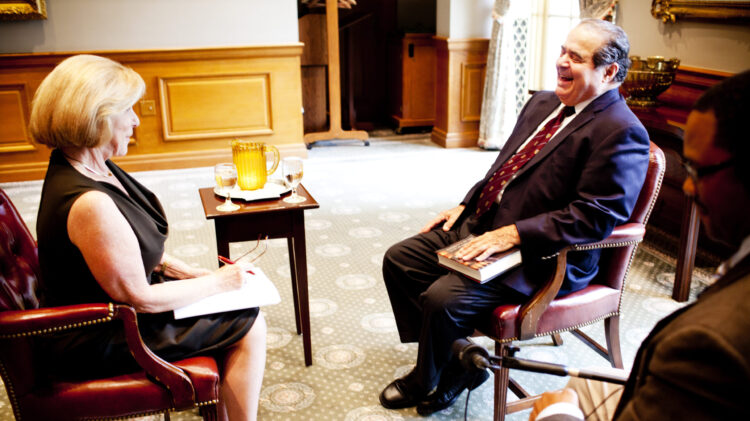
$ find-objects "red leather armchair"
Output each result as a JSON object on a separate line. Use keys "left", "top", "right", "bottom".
{"left": 0, "top": 187, "right": 222, "bottom": 420}
{"left": 480, "top": 142, "right": 666, "bottom": 420}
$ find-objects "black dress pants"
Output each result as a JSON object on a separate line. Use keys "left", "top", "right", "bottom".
{"left": 382, "top": 216, "right": 527, "bottom": 392}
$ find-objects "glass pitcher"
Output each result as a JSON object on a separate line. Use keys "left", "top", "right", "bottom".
{"left": 231, "top": 139, "right": 280, "bottom": 190}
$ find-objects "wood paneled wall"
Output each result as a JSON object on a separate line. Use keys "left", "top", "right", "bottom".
{"left": 0, "top": 45, "right": 305, "bottom": 182}
{"left": 431, "top": 37, "right": 488, "bottom": 148}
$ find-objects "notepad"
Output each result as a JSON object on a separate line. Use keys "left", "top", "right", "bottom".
{"left": 173, "top": 267, "right": 281, "bottom": 319}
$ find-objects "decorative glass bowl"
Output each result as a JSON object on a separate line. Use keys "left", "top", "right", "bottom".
{"left": 622, "top": 56, "right": 680, "bottom": 107}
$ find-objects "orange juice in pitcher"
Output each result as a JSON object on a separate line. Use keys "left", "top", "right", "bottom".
{"left": 231, "top": 140, "right": 280, "bottom": 190}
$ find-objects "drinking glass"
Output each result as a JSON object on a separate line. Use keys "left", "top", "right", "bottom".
{"left": 214, "top": 163, "right": 240, "bottom": 211}
{"left": 282, "top": 157, "right": 306, "bottom": 203}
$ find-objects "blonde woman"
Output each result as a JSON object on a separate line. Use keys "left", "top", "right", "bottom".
{"left": 31, "top": 54, "right": 265, "bottom": 421}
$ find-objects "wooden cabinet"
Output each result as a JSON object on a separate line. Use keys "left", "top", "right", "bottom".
{"left": 299, "top": 13, "right": 329, "bottom": 134}
{"left": 390, "top": 33, "right": 436, "bottom": 132}
{"left": 628, "top": 66, "right": 732, "bottom": 301}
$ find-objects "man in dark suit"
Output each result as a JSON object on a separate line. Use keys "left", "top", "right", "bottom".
{"left": 530, "top": 70, "right": 750, "bottom": 421}
{"left": 379, "top": 19, "right": 650, "bottom": 415}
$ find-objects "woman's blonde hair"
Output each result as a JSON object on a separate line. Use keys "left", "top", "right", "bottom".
{"left": 29, "top": 54, "right": 145, "bottom": 148}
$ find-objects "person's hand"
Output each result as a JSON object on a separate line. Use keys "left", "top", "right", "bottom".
{"left": 454, "top": 224, "right": 520, "bottom": 261}
{"left": 529, "top": 388, "right": 579, "bottom": 421}
{"left": 420, "top": 205, "right": 466, "bottom": 233}
{"left": 214, "top": 261, "right": 255, "bottom": 291}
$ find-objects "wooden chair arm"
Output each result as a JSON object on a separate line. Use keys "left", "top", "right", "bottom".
{"left": 516, "top": 223, "right": 645, "bottom": 340}
{"left": 0, "top": 303, "right": 197, "bottom": 410}
{"left": 113, "top": 304, "right": 197, "bottom": 410}
{"left": 517, "top": 247, "right": 569, "bottom": 340}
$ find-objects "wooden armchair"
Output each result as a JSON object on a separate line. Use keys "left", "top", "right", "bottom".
{"left": 0, "top": 187, "right": 222, "bottom": 420}
{"left": 479, "top": 142, "right": 665, "bottom": 420}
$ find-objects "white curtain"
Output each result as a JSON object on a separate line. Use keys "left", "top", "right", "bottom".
{"left": 477, "top": 0, "right": 513, "bottom": 150}
{"left": 579, "top": 0, "right": 617, "bottom": 20}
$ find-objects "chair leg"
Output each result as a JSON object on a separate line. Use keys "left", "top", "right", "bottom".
{"left": 551, "top": 332, "right": 563, "bottom": 346}
{"left": 493, "top": 342, "right": 510, "bottom": 421}
{"left": 604, "top": 315, "right": 623, "bottom": 369}
{"left": 508, "top": 378, "right": 531, "bottom": 399}
{"left": 199, "top": 403, "right": 220, "bottom": 421}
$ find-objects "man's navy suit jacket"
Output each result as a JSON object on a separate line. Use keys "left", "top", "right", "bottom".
{"left": 461, "top": 88, "right": 650, "bottom": 296}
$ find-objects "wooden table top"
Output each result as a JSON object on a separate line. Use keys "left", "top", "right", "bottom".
{"left": 199, "top": 183, "right": 319, "bottom": 219}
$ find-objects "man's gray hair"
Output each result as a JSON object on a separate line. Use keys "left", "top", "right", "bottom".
{"left": 578, "top": 18, "right": 631, "bottom": 83}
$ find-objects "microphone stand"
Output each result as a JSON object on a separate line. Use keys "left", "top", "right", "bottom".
{"left": 454, "top": 339, "right": 628, "bottom": 385}
{"left": 485, "top": 350, "right": 628, "bottom": 385}
{"left": 452, "top": 339, "right": 628, "bottom": 421}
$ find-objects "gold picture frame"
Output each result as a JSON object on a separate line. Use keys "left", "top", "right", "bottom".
{"left": 0, "top": 0, "right": 47, "bottom": 21}
{"left": 652, "top": 0, "right": 750, "bottom": 23}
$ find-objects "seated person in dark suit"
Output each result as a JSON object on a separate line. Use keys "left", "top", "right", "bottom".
{"left": 31, "top": 54, "right": 266, "bottom": 421}
{"left": 529, "top": 70, "right": 750, "bottom": 421}
{"left": 379, "top": 19, "right": 651, "bottom": 415}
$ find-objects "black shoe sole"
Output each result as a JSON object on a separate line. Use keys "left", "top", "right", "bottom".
{"left": 415, "top": 370, "right": 490, "bottom": 415}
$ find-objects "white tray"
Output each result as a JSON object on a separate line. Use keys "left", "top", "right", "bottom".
{"left": 214, "top": 179, "right": 291, "bottom": 201}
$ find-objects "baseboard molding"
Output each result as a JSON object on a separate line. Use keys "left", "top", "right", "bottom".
{"left": 430, "top": 126, "right": 480, "bottom": 148}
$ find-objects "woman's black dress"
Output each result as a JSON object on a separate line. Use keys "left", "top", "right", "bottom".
{"left": 36, "top": 149, "right": 258, "bottom": 378}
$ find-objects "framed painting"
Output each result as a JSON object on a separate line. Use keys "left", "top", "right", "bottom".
{"left": 652, "top": 0, "right": 750, "bottom": 23}
{"left": 0, "top": 0, "right": 47, "bottom": 21}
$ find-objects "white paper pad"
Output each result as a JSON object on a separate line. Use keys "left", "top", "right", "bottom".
{"left": 173, "top": 267, "right": 281, "bottom": 319}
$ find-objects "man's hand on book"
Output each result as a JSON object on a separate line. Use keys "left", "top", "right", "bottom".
{"left": 454, "top": 224, "right": 520, "bottom": 261}
{"left": 420, "top": 205, "right": 466, "bottom": 233}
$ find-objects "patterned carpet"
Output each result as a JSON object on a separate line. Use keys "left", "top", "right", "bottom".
{"left": 0, "top": 134, "right": 714, "bottom": 420}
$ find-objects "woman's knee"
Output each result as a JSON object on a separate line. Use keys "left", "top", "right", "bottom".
{"left": 243, "top": 311, "right": 267, "bottom": 348}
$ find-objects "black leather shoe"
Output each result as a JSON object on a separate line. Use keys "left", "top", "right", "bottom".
{"left": 416, "top": 369, "right": 490, "bottom": 415}
{"left": 379, "top": 378, "right": 428, "bottom": 409}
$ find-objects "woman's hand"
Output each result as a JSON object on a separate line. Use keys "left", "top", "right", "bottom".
{"left": 420, "top": 205, "right": 466, "bottom": 233}
{"left": 454, "top": 224, "right": 520, "bottom": 261}
{"left": 213, "top": 261, "right": 255, "bottom": 292}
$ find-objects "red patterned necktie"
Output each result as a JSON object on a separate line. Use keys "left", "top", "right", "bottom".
{"left": 475, "top": 105, "right": 576, "bottom": 216}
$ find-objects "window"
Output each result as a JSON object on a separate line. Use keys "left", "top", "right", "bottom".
{"left": 527, "top": 0, "right": 580, "bottom": 91}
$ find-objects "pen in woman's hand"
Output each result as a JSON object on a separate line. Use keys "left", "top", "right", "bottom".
{"left": 217, "top": 255, "right": 255, "bottom": 274}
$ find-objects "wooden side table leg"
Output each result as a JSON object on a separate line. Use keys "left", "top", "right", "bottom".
{"left": 287, "top": 237, "right": 302, "bottom": 335}
{"left": 674, "top": 197, "right": 700, "bottom": 302}
{"left": 214, "top": 222, "right": 230, "bottom": 264}
{"left": 291, "top": 211, "right": 313, "bottom": 366}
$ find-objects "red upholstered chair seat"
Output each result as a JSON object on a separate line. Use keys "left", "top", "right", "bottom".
{"left": 18, "top": 357, "right": 220, "bottom": 420}
{"left": 487, "top": 285, "right": 620, "bottom": 341}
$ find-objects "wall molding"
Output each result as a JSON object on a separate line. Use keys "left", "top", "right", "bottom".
{"left": 431, "top": 37, "right": 488, "bottom": 148}
{"left": 0, "top": 44, "right": 304, "bottom": 68}
{"left": 0, "top": 44, "right": 304, "bottom": 181}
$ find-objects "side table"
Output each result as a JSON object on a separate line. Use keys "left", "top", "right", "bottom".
{"left": 199, "top": 184, "right": 320, "bottom": 366}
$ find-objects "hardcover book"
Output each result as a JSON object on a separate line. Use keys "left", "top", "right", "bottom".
{"left": 436, "top": 235, "right": 522, "bottom": 283}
